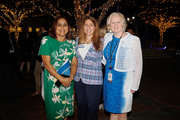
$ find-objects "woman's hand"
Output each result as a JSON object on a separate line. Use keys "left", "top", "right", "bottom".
{"left": 42, "top": 55, "right": 71, "bottom": 87}
{"left": 131, "top": 89, "right": 136, "bottom": 94}
{"left": 60, "top": 77, "right": 71, "bottom": 87}
{"left": 42, "top": 55, "right": 77, "bottom": 88}
{"left": 68, "top": 77, "right": 74, "bottom": 82}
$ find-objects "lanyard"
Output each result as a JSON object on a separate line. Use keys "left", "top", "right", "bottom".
{"left": 109, "top": 33, "right": 123, "bottom": 70}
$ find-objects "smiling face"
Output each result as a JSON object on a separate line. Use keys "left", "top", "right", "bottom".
{"left": 56, "top": 18, "right": 68, "bottom": 37}
{"left": 110, "top": 15, "right": 123, "bottom": 35}
{"left": 84, "top": 19, "right": 95, "bottom": 37}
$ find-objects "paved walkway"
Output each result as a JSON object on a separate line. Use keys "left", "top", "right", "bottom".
{"left": 0, "top": 58, "right": 180, "bottom": 120}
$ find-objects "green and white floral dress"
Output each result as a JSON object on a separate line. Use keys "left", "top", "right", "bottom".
{"left": 39, "top": 36, "right": 76, "bottom": 120}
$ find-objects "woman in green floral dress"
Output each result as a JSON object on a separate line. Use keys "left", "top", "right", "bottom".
{"left": 39, "top": 16, "right": 77, "bottom": 120}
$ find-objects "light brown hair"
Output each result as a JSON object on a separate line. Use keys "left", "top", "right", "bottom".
{"left": 99, "top": 24, "right": 107, "bottom": 38}
{"left": 78, "top": 16, "right": 101, "bottom": 51}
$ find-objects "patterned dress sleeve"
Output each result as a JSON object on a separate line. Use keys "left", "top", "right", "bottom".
{"left": 38, "top": 36, "right": 51, "bottom": 56}
{"left": 71, "top": 39, "right": 77, "bottom": 58}
{"left": 131, "top": 36, "right": 143, "bottom": 91}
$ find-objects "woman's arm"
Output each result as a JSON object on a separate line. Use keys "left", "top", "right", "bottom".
{"left": 131, "top": 37, "right": 143, "bottom": 93}
{"left": 69, "top": 57, "right": 78, "bottom": 82}
{"left": 41, "top": 55, "right": 71, "bottom": 87}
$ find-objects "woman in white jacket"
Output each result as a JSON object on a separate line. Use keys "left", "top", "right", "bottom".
{"left": 102, "top": 12, "right": 143, "bottom": 120}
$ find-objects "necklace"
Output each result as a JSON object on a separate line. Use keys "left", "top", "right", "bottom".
{"left": 85, "top": 40, "right": 92, "bottom": 44}
{"left": 108, "top": 33, "right": 123, "bottom": 70}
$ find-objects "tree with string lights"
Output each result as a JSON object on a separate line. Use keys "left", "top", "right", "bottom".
{"left": 0, "top": 1, "right": 36, "bottom": 41}
{"left": 137, "top": 0, "right": 180, "bottom": 45}
{"left": 1, "top": 0, "right": 120, "bottom": 39}
{"left": 29, "top": 0, "right": 73, "bottom": 18}
{"left": 32, "top": 0, "right": 120, "bottom": 36}
{"left": 73, "top": 0, "right": 120, "bottom": 33}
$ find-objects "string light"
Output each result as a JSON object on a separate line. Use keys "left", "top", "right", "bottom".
{"left": 0, "top": 1, "right": 36, "bottom": 41}
{"left": 1, "top": 0, "right": 121, "bottom": 39}
{"left": 28, "top": 0, "right": 121, "bottom": 37}
{"left": 29, "top": 0, "right": 73, "bottom": 18}
{"left": 73, "top": 0, "right": 120, "bottom": 37}
{"left": 137, "top": 0, "right": 180, "bottom": 45}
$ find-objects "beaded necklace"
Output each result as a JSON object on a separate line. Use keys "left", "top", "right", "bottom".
{"left": 107, "top": 33, "right": 123, "bottom": 70}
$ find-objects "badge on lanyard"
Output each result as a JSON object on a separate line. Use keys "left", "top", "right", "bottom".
{"left": 108, "top": 71, "right": 113, "bottom": 83}
{"left": 78, "top": 44, "right": 85, "bottom": 48}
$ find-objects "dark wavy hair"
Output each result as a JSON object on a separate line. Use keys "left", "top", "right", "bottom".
{"left": 49, "top": 15, "right": 71, "bottom": 40}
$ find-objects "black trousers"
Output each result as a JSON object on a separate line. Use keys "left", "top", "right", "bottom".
{"left": 74, "top": 80, "right": 102, "bottom": 120}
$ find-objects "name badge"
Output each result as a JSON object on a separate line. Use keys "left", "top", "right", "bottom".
{"left": 78, "top": 44, "right": 85, "bottom": 48}
{"left": 108, "top": 72, "right": 113, "bottom": 83}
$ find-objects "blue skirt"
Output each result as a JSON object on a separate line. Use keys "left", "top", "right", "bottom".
{"left": 103, "top": 66, "right": 134, "bottom": 113}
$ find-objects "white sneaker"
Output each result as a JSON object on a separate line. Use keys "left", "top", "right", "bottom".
{"left": 99, "top": 104, "right": 104, "bottom": 110}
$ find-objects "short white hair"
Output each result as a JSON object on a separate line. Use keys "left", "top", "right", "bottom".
{"left": 106, "top": 12, "right": 127, "bottom": 32}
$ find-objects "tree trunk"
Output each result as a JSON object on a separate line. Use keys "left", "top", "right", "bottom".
{"left": 14, "top": 25, "right": 19, "bottom": 42}
{"left": 159, "top": 30, "right": 164, "bottom": 45}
